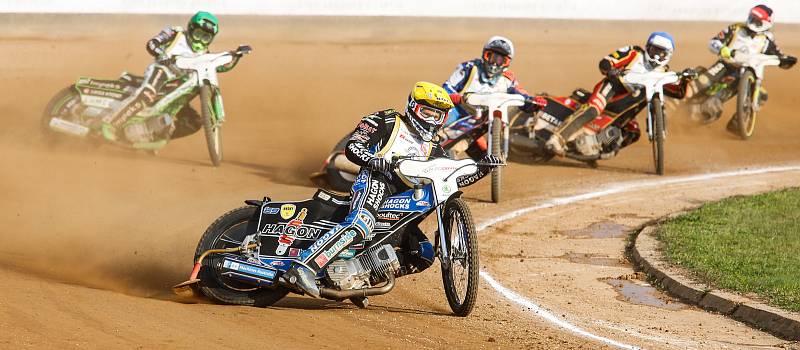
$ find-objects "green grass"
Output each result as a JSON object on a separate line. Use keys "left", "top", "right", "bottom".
{"left": 656, "top": 188, "right": 800, "bottom": 312}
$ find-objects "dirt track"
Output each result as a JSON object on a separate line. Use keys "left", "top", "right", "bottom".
{"left": 1, "top": 14, "right": 799, "bottom": 349}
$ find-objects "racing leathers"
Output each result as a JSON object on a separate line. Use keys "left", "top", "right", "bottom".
{"left": 693, "top": 23, "right": 794, "bottom": 125}
{"left": 442, "top": 59, "right": 540, "bottom": 157}
{"left": 296, "top": 109, "right": 493, "bottom": 278}
{"left": 103, "top": 26, "right": 239, "bottom": 143}
{"left": 548, "top": 46, "right": 691, "bottom": 155}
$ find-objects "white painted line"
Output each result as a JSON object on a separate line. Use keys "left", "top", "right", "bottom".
{"left": 477, "top": 164, "right": 800, "bottom": 349}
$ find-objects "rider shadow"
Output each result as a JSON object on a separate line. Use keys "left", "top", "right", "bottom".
{"left": 271, "top": 297, "right": 451, "bottom": 316}
{"left": 224, "top": 160, "right": 317, "bottom": 187}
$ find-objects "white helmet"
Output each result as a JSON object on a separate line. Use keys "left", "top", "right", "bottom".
{"left": 482, "top": 36, "right": 514, "bottom": 79}
{"left": 644, "top": 32, "right": 675, "bottom": 68}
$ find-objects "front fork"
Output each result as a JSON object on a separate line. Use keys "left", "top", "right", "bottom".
{"left": 205, "top": 84, "right": 226, "bottom": 127}
{"left": 645, "top": 93, "right": 666, "bottom": 141}
{"left": 484, "top": 110, "right": 509, "bottom": 158}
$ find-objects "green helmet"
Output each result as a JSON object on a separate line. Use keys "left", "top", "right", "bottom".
{"left": 187, "top": 11, "right": 218, "bottom": 52}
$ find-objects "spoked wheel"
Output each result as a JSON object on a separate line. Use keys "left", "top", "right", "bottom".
{"left": 651, "top": 95, "right": 666, "bottom": 176}
{"left": 195, "top": 206, "right": 289, "bottom": 307}
{"left": 735, "top": 70, "right": 757, "bottom": 140}
{"left": 440, "top": 198, "right": 479, "bottom": 317}
{"left": 200, "top": 85, "right": 223, "bottom": 166}
{"left": 490, "top": 120, "right": 503, "bottom": 203}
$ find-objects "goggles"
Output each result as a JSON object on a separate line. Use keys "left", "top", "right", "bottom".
{"left": 191, "top": 28, "right": 214, "bottom": 44}
{"left": 413, "top": 103, "right": 447, "bottom": 126}
{"left": 646, "top": 45, "right": 670, "bottom": 63}
{"left": 483, "top": 50, "right": 511, "bottom": 68}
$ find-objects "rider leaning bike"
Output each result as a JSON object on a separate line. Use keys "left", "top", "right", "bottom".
{"left": 283, "top": 82, "right": 500, "bottom": 297}
{"left": 545, "top": 32, "right": 694, "bottom": 156}
{"left": 101, "top": 11, "right": 241, "bottom": 144}
{"left": 695, "top": 4, "right": 796, "bottom": 131}
{"left": 443, "top": 36, "right": 545, "bottom": 158}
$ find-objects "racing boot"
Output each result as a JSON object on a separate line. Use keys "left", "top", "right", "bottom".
{"left": 726, "top": 116, "right": 739, "bottom": 135}
{"left": 544, "top": 133, "right": 566, "bottom": 156}
{"left": 283, "top": 263, "right": 320, "bottom": 298}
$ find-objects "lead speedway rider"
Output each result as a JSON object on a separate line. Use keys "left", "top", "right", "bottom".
{"left": 283, "top": 82, "right": 500, "bottom": 297}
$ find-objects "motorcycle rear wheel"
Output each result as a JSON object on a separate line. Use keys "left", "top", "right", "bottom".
{"left": 440, "top": 198, "right": 479, "bottom": 317}
{"left": 195, "top": 206, "right": 289, "bottom": 307}
{"left": 200, "top": 85, "right": 223, "bottom": 166}
{"left": 325, "top": 133, "right": 357, "bottom": 192}
{"left": 41, "top": 86, "right": 81, "bottom": 145}
{"left": 735, "top": 70, "right": 757, "bottom": 140}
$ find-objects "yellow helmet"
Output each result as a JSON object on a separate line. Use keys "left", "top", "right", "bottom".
{"left": 406, "top": 81, "right": 453, "bottom": 141}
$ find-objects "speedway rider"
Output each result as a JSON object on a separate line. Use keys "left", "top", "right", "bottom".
{"left": 696, "top": 4, "right": 796, "bottom": 131}
{"left": 545, "top": 32, "right": 695, "bottom": 156}
{"left": 283, "top": 82, "right": 500, "bottom": 297}
{"left": 101, "top": 11, "right": 241, "bottom": 144}
{"left": 443, "top": 36, "right": 545, "bottom": 158}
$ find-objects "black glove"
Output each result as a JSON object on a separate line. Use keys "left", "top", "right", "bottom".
{"left": 521, "top": 95, "right": 548, "bottom": 112}
{"left": 681, "top": 68, "right": 698, "bottom": 80}
{"left": 367, "top": 157, "right": 392, "bottom": 175}
{"left": 606, "top": 68, "right": 623, "bottom": 79}
{"left": 479, "top": 154, "right": 503, "bottom": 168}
{"left": 157, "top": 56, "right": 175, "bottom": 66}
{"left": 780, "top": 55, "right": 797, "bottom": 69}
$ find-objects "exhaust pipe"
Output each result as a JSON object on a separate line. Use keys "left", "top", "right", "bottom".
{"left": 319, "top": 274, "right": 395, "bottom": 300}
{"left": 510, "top": 134, "right": 542, "bottom": 153}
{"left": 172, "top": 243, "right": 258, "bottom": 298}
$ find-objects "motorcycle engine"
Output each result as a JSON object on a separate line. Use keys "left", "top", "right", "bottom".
{"left": 574, "top": 126, "right": 622, "bottom": 157}
{"left": 325, "top": 244, "right": 401, "bottom": 290}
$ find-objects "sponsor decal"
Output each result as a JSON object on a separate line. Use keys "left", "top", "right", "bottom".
{"left": 381, "top": 197, "right": 411, "bottom": 210}
{"left": 375, "top": 221, "right": 391, "bottom": 229}
{"left": 314, "top": 254, "right": 329, "bottom": 267}
{"left": 416, "top": 200, "right": 430, "bottom": 207}
{"left": 337, "top": 249, "right": 356, "bottom": 259}
{"left": 262, "top": 206, "right": 279, "bottom": 214}
{"left": 275, "top": 208, "right": 309, "bottom": 254}
{"left": 442, "top": 184, "right": 453, "bottom": 194}
{"left": 540, "top": 112, "right": 562, "bottom": 126}
{"left": 357, "top": 212, "right": 375, "bottom": 231}
{"left": 317, "top": 192, "right": 331, "bottom": 201}
{"left": 81, "top": 87, "right": 123, "bottom": 99}
{"left": 320, "top": 230, "right": 358, "bottom": 261}
{"left": 261, "top": 223, "right": 321, "bottom": 240}
{"left": 377, "top": 212, "right": 402, "bottom": 221}
{"left": 366, "top": 180, "right": 387, "bottom": 208}
{"left": 270, "top": 260, "right": 286, "bottom": 267}
{"left": 357, "top": 121, "right": 377, "bottom": 133}
{"left": 350, "top": 130, "right": 370, "bottom": 143}
{"left": 307, "top": 227, "right": 340, "bottom": 254}
{"left": 280, "top": 204, "right": 296, "bottom": 220}
{"left": 289, "top": 248, "right": 300, "bottom": 257}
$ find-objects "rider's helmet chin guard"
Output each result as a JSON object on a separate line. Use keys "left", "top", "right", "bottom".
{"left": 644, "top": 31, "right": 675, "bottom": 69}
{"left": 747, "top": 4, "right": 773, "bottom": 33}
{"left": 481, "top": 36, "right": 514, "bottom": 81}
{"left": 405, "top": 82, "right": 454, "bottom": 142}
{"left": 187, "top": 11, "right": 219, "bottom": 52}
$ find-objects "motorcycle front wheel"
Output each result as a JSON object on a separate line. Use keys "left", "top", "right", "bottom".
{"left": 651, "top": 95, "right": 666, "bottom": 176}
{"left": 440, "top": 198, "right": 479, "bottom": 317}
{"left": 195, "top": 206, "right": 289, "bottom": 307}
{"left": 735, "top": 70, "right": 757, "bottom": 140}
{"left": 200, "top": 85, "right": 223, "bottom": 166}
{"left": 490, "top": 120, "right": 503, "bottom": 203}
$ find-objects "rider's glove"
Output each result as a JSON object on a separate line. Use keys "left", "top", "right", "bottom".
{"left": 720, "top": 46, "right": 734, "bottom": 59}
{"left": 367, "top": 157, "right": 392, "bottom": 175}
{"left": 448, "top": 93, "right": 463, "bottom": 105}
{"left": 606, "top": 68, "right": 623, "bottom": 79}
{"left": 479, "top": 154, "right": 503, "bottom": 168}
{"left": 779, "top": 55, "right": 797, "bottom": 69}
{"left": 680, "top": 68, "right": 699, "bottom": 80}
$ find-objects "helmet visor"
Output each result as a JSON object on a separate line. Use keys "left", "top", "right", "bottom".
{"left": 483, "top": 50, "right": 511, "bottom": 68}
{"left": 191, "top": 27, "right": 214, "bottom": 44}
{"left": 647, "top": 45, "right": 670, "bottom": 63}
{"left": 414, "top": 104, "right": 447, "bottom": 126}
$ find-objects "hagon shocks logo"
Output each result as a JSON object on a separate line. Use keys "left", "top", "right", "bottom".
{"left": 381, "top": 197, "right": 411, "bottom": 210}
{"left": 365, "top": 180, "right": 386, "bottom": 208}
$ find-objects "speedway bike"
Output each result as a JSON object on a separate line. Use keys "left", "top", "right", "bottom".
{"left": 175, "top": 156, "right": 484, "bottom": 316}
{"left": 42, "top": 45, "right": 252, "bottom": 166}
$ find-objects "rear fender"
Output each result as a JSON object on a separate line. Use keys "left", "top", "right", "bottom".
{"left": 74, "top": 76, "right": 129, "bottom": 109}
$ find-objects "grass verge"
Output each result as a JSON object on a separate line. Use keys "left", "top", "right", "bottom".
{"left": 656, "top": 188, "right": 800, "bottom": 312}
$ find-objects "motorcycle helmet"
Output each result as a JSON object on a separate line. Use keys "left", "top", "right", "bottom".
{"left": 481, "top": 36, "right": 515, "bottom": 81}
{"left": 187, "top": 11, "right": 219, "bottom": 52}
{"left": 644, "top": 31, "right": 675, "bottom": 69}
{"left": 746, "top": 5, "right": 773, "bottom": 33}
{"left": 405, "top": 82, "right": 454, "bottom": 142}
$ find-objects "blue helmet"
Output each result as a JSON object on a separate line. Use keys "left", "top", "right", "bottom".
{"left": 645, "top": 32, "right": 675, "bottom": 68}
